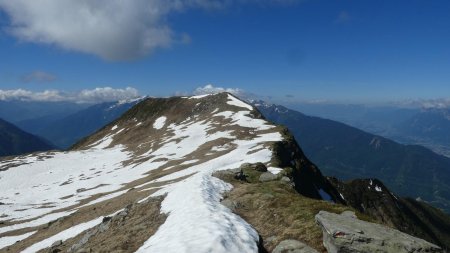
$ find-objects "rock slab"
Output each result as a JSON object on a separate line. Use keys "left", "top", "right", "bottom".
{"left": 315, "top": 211, "right": 442, "bottom": 253}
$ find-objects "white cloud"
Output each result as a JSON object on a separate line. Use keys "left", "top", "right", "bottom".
{"left": 0, "top": 0, "right": 174, "bottom": 60}
{"left": 21, "top": 71, "right": 57, "bottom": 83}
{"left": 193, "top": 84, "right": 245, "bottom": 96}
{"left": 0, "top": 0, "right": 301, "bottom": 61}
{"left": 0, "top": 87, "right": 139, "bottom": 103}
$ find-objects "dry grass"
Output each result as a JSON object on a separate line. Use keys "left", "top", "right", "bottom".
{"left": 216, "top": 168, "right": 374, "bottom": 252}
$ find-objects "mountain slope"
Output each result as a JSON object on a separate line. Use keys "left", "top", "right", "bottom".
{"left": 290, "top": 103, "right": 450, "bottom": 157}
{"left": 396, "top": 108, "right": 450, "bottom": 157}
{"left": 0, "top": 118, "right": 54, "bottom": 157}
{"left": 0, "top": 93, "right": 342, "bottom": 252}
{"left": 17, "top": 100, "right": 141, "bottom": 149}
{"left": 256, "top": 102, "right": 450, "bottom": 213}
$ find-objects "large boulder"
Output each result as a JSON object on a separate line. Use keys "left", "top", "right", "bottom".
{"left": 315, "top": 211, "right": 442, "bottom": 253}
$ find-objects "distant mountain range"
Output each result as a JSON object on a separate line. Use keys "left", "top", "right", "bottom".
{"left": 16, "top": 100, "right": 141, "bottom": 149}
{"left": 0, "top": 100, "right": 88, "bottom": 123}
{"left": 256, "top": 102, "right": 450, "bottom": 213}
{"left": 289, "top": 103, "right": 450, "bottom": 157}
{"left": 0, "top": 118, "right": 54, "bottom": 157}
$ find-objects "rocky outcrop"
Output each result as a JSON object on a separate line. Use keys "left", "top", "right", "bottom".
{"left": 315, "top": 211, "right": 442, "bottom": 253}
{"left": 328, "top": 177, "right": 450, "bottom": 250}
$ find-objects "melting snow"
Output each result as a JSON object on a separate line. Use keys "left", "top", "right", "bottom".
{"left": 137, "top": 131, "right": 281, "bottom": 253}
{"left": 267, "top": 167, "right": 283, "bottom": 174}
{"left": 189, "top": 94, "right": 211, "bottom": 99}
{"left": 375, "top": 186, "right": 382, "bottom": 192}
{"left": 22, "top": 215, "right": 107, "bottom": 253}
{"left": 153, "top": 116, "right": 167, "bottom": 129}
{"left": 227, "top": 94, "right": 253, "bottom": 110}
{"left": 0, "top": 231, "right": 36, "bottom": 250}
{"left": 0, "top": 95, "right": 284, "bottom": 252}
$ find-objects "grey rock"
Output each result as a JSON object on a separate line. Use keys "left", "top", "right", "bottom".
{"left": 254, "top": 162, "right": 268, "bottom": 172}
{"left": 259, "top": 172, "right": 277, "bottom": 182}
{"left": 117, "top": 209, "right": 128, "bottom": 217}
{"left": 280, "top": 176, "right": 291, "bottom": 183}
{"left": 51, "top": 240, "right": 62, "bottom": 248}
{"left": 315, "top": 211, "right": 442, "bottom": 253}
{"left": 51, "top": 240, "right": 63, "bottom": 247}
{"left": 272, "top": 239, "right": 319, "bottom": 253}
{"left": 265, "top": 236, "right": 277, "bottom": 244}
{"left": 240, "top": 162, "right": 267, "bottom": 172}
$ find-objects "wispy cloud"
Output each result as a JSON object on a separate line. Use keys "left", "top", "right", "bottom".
{"left": 0, "top": 87, "right": 139, "bottom": 103}
{"left": 21, "top": 71, "right": 57, "bottom": 83}
{"left": 393, "top": 98, "right": 450, "bottom": 109}
{"left": 0, "top": 0, "right": 302, "bottom": 61}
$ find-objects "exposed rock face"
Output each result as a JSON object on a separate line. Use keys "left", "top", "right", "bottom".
{"left": 315, "top": 211, "right": 442, "bottom": 253}
{"left": 272, "top": 239, "right": 319, "bottom": 253}
{"left": 328, "top": 177, "right": 450, "bottom": 250}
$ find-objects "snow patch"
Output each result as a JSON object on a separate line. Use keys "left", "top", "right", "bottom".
{"left": 189, "top": 94, "right": 211, "bottom": 99}
{"left": 153, "top": 116, "right": 167, "bottom": 130}
{"left": 22, "top": 216, "right": 105, "bottom": 253}
{"left": 227, "top": 94, "right": 253, "bottom": 110}
{"left": 0, "top": 231, "right": 36, "bottom": 250}
{"left": 267, "top": 167, "right": 283, "bottom": 175}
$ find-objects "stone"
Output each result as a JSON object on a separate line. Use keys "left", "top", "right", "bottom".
{"left": 259, "top": 172, "right": 277, "bottom": 182}
{"left": 272, "top": 239, "right": 319, "bottom": 253}
{"left": 254, "top": 162, "right": 268, "bottom": 172}
{"left": 280, "top": 176, "right": 291, "bottom": 183}
{"left": 315, "top": 211, "right": 442, "bottom": 253}
{"left": 51, "top": 240, "right": 63, "bottom": 247}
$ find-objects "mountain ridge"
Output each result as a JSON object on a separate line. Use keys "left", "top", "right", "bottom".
{"left": 1, "top": 93, "right": 447, "bottom": 252}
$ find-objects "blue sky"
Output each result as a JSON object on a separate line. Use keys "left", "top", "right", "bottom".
{"left": 0, "top": 0, "right": 449, "bottom": 104}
